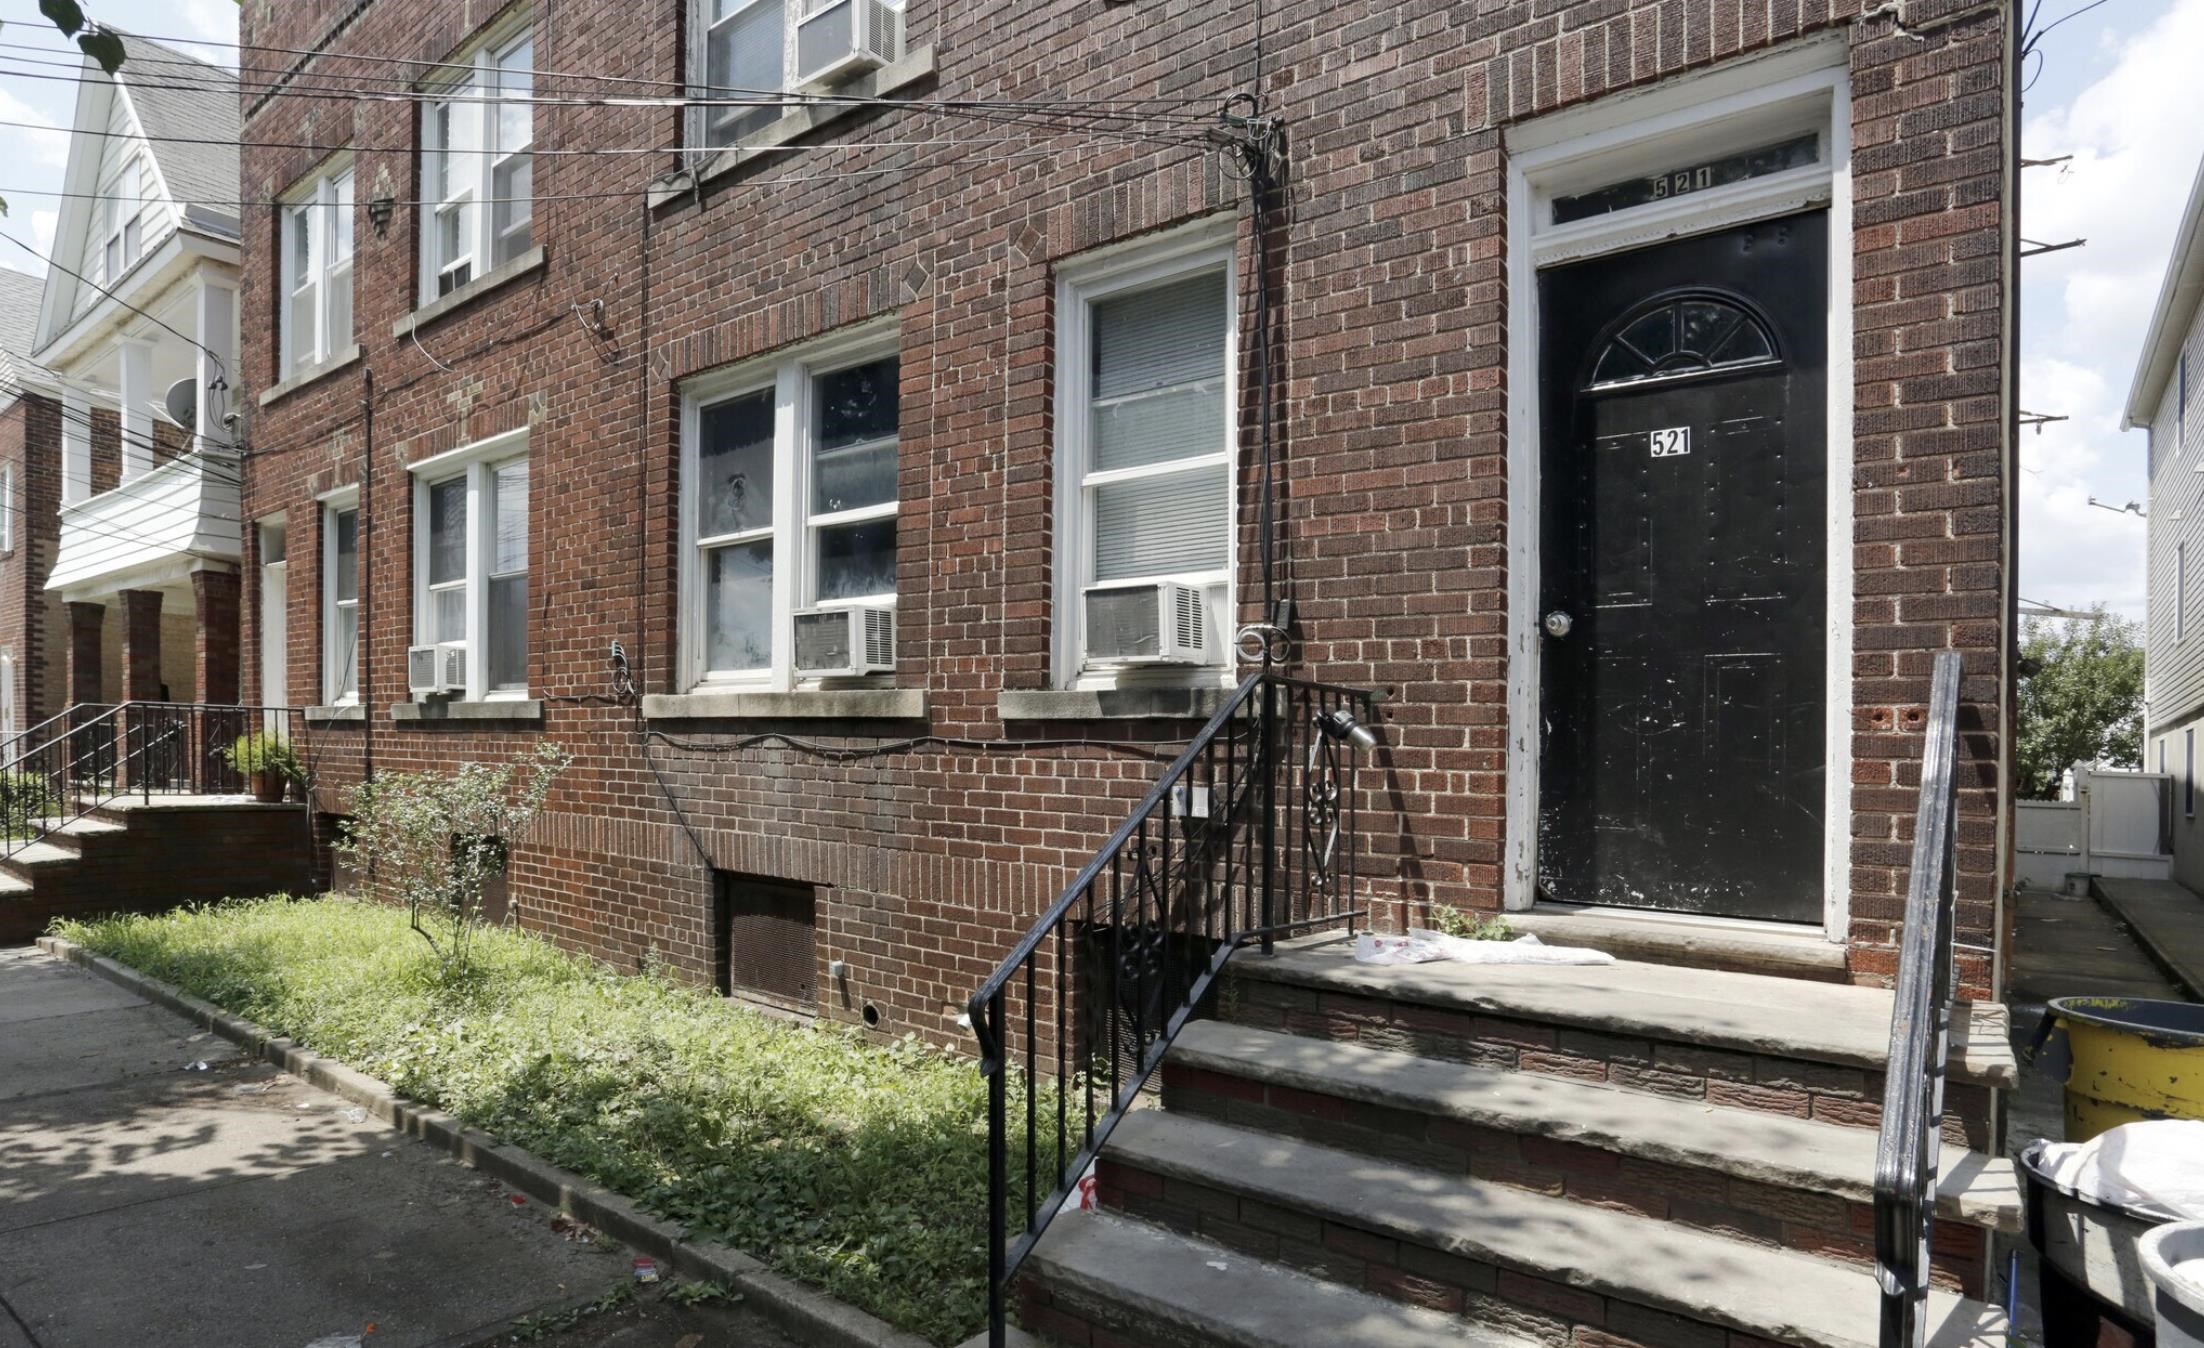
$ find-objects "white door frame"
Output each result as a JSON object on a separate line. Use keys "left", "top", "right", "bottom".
{"left": 1500, "top": 37, "right": 1855, "bottom": 942}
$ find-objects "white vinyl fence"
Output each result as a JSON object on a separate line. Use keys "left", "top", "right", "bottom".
{"left": 2015, "top": 766, "right": 2172, "bottom": 892}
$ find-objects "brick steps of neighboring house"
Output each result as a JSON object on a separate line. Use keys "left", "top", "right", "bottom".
{"left": 1016, "top": 934, "right": 2014, "bottom": 1348}
{"left": 0, "top": 797, "right": 313, "bottom": 944}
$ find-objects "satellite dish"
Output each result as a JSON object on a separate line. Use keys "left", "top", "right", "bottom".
{"left": 160, "top": 378, "right": 197, "bottom": 431}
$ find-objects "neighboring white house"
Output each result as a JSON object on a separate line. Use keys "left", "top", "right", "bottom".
{"left": 2127, "top": 149, "right": 2204, "bottom": 891}
{"left": 29, "top": 32, "right": 243, "bottom": 707}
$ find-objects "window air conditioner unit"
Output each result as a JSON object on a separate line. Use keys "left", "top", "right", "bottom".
{"left": 793, "top": 0, "right": 901, "bottom": 88}
{"left": 407, "top": 641, "right": 468, "bottom": 698}
{"left": 1084, "top": 582, "right": 1210, "bottom": 664}
{"left": 793, "top": 604, "right": 896, "bottom": 677}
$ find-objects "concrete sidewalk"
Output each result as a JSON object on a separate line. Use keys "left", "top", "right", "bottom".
{"left": 0, "top": 946, "right": 795, "bottom": 1348}
{"left": 2092, "top": 876, "right": 2204, "bottom": 1000}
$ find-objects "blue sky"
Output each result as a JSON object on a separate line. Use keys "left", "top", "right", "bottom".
{"left": 0, "top": 0, "right": 2192, "bottom": 618}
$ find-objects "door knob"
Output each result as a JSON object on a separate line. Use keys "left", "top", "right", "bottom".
{"left": 1542, "top": 610, "right": 1573, "bottom": 639}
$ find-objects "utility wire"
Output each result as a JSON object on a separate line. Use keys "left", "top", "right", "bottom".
{"left": 2, "top": 28, "right": 1218, "bottom": 109}
{"left": 0, "top": 115, "right": 1164, "bottom": 159}
{"left": 0, "top": 230, "right": 228, "bottom": 382}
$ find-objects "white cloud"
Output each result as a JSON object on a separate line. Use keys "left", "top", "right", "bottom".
{"left": 171, "top": 0, "right": 242, "bottom": 64}
{"left": 2017, "top": 0, "right": 2204, "bottom": 617}
{"left": 0, "top": 89, "right": 68, "bottom": 172}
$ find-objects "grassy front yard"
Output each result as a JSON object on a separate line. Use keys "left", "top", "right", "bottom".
{"left": 56, "top": 897, "right": 1017, "bottom": 1346}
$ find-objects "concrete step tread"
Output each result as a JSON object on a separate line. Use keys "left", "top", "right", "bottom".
{"left": 1029, "top": 1210, "right": 1538, "bottom": 1348}
{"left": 0, "top": 872, "right": 33, "bottom": 895}
{"left": 1106, "top": 1110, "right": 2005, "bottom": 1348}
{"left": 1233, "top": 934, "right": 2017, "bottom": 1086}
{"left": 4, "top": 841, "right": 79, "bottom": 867}
{"left": 48, "top": 817, "right": 127, "bottom": 837}
{"left": 1502, "top": 907, "right": 1851, "bottom": 977}
{"left": 1171, "top": 1021, "right": 2023, "bottom": 1233}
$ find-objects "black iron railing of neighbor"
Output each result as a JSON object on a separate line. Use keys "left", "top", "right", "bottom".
{"left": 1872, "top": 649, "right": 1965, "bottom": 1348}
{"left": 966, "top": 669, "right": 1381, "bottom": 1348}
{"left": 0, "top": 702, "right": 311, "bottom": 859}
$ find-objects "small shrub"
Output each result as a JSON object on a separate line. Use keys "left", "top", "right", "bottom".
{"left": 1428, "top": 903, "right": 1512, "bottom": 941}
{"left": 0, "top": 770, "right": 56, "bottom": 840}
{"left": 334, "top": 743, "right": 571, "bottom": 977}
{"left": 222, "top": 733, "right": 303, "bottom": 781}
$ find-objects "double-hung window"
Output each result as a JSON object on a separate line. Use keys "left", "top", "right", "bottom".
{"left": 1, "top": 467, "right": 14, "bottom": 552}
{"left": 280, "top": 163, "right": 355, "bottom": 377}
{"left": 100, "top": 157, "right": 144, "bottom": 283}
{"left": 421, "top": 29, "right": 533, "bottom": 301}
{"left": 411, "top": 435, "right": 530, "bottom": 700}
{"left": 324, "top": 499, "right": 360, "bottom": 704}
{"left": 1053, "top": 226, "right": 1236, "bottom": 686}
{"left": 689, "top": 0, "right": 906, "bottom": 149}
{"left": 681, "top": 332, "right": 900, "bottom": 689}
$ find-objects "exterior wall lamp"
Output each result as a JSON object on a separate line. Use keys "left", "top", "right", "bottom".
{"left": 367, "top": 196, "right": 396, "bottom": 237}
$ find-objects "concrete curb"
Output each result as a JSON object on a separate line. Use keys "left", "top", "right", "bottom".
{"left": 35, "top": 935, "right": 938, "bottom": 1348}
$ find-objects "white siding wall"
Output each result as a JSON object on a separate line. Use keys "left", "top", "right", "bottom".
{"left": 69, "top": 94, "right": 174, "bottom": 322}
{"left": 2146, "top": 302, "right": 2204, "bottom": 732}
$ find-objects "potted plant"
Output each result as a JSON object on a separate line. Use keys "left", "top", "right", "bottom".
{"left": 223, "top": 733, "right": 302, "bottom": 803}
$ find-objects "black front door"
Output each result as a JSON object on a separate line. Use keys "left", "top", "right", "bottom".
{"left": 1536, "top": 212, "right": 1828, "bottom": 922}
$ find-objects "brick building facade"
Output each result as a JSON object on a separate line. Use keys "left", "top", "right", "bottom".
{"left": 237, "top": 0, "right": 2018, "bottom": 1047}
{"left": 0, "top": 266, "right": 67, "bottom": 745}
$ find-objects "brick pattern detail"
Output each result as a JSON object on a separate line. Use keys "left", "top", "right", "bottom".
{"left": 235, "top": 0, "right": 2014, "bottom": 1044}
{"left": 65, "top": 601, "right": 103, "bottom": 705}
{"left": 192, "top": 571, "right": 242, "bottom": 706}
{"left": 1218, "top": 974, "right": 1993, "bottom": 1151}
{"left": 0, "top": 392, "right": 67, "bottom": 734}
{"left": 118, "top": 589, "right": 164, "bottom": 703}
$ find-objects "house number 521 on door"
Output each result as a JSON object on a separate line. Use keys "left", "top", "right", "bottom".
{"left": 1649, "top": 427, "right": 1690, "bottom": 458}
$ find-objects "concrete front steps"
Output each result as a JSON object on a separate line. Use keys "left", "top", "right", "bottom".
{"left": 1017, "top": 933, "right": 2016, "bottom": 1348}
{"left": 0, "top": 796, "right": 311, "bottom": 944}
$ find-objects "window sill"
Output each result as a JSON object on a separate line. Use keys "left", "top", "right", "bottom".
{"left": 388, "top": 698, "right": 545, "bottom": 725}
{"left": 998, "top": 687, "right": 1230, "bottom": 722}
{"left": 390, "top": 246, "right": 548, "bottom": 339}
{"left": 305, "top": 704, "right": 364, "bottom": 724}
{"left": 641, "top": 689, "right": 927, "bottom": 721}
{"left": 258, "top": 344, "right": 361, "bottom": 407}
{"left": 648, "top": 45, "right": 938, "bottom": 209}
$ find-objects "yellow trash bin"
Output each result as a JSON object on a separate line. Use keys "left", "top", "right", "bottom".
{"left": 2045, "top": 997, "right": 2204, "bottom": 1142}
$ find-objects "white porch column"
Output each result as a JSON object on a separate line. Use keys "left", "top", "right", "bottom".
{"left": 193, "top": 283, "right": 237, "bottom": 460}
{"left": 118, "top": 339, "right": 155, "bottom": 481}
{"left": 60, "top": 383, "right": 90, "bottom": 504}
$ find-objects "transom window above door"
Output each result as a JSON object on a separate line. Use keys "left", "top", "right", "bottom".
{"left": 1587, "top": 293, "right": 1779, "bottom": 389}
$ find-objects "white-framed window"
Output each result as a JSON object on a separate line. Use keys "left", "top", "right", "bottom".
{"left": 0, "top": 651, "right": 14, "bottom": 749}
{"left": 679, "top": 327, "right": 900, "bottom": 690}
{"left": 687, "top": 0, "right": 905, "bottom": 149}
{"left": 1051, "top": 225, "right": 1237, "bottom": 688}
{"left": 323, "top": 496, "right": 360, "bottom": 704}
{"left": 409, "top": 433, "right": 530, "bottom": 700}
{"left": 0, "top": 466, "right": 14, "bottom": 552}
{"left": 2181, "top": 541, "right": 2189, "bottom": 644}
{"left": 99, "top": 156, "right": 145, "bottom": 283}
{"left": 420, "top": 27, "right": 533, "bottom": 301}
{"left": 281, "top": 162, "right": 355, "bottom": 377}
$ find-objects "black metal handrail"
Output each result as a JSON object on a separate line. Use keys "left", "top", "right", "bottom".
{"left": 966, "top": 669, "right": 1380, "bottom": 1347}
{"left": 1872, "top": 650, "right": 1964, "bottom": 1347}
{"left": 0, "top": 703, "right": 102, "bottom": 768}
{"left": 1, "top": 701, "right": 313, "bottom": 861}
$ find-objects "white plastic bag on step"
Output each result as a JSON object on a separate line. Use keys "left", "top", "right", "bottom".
{"left": 1056, "top": 1160, "right": 1098, "bottom": 1217}
{"left": 1405, "top": 929, "right": 1617, "bottom": 966}
{"left": 1353, "top": 933, "right": 1446, "bottom": 965}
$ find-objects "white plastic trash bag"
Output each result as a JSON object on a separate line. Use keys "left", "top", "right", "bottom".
{"left": 2031, "top": 1120, "right": 2204, "bottom": 1221}
{"left": 1056, "top": 1160, "right": 1098, "bottom": 1217}
{"left": 1352, "top": 930, "right": 1615, "bottom": 967}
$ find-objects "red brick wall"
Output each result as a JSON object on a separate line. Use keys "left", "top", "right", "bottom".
{"left": 238, "top": 0, "right": 2015, "bottom": 1029}
{"left": 0, "top": 391, "right": 66, "bottom": 734}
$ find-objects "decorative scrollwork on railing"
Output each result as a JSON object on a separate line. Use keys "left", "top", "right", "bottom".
{"left": 1302, "top": 718, "right": 1345, "bottom": 898}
